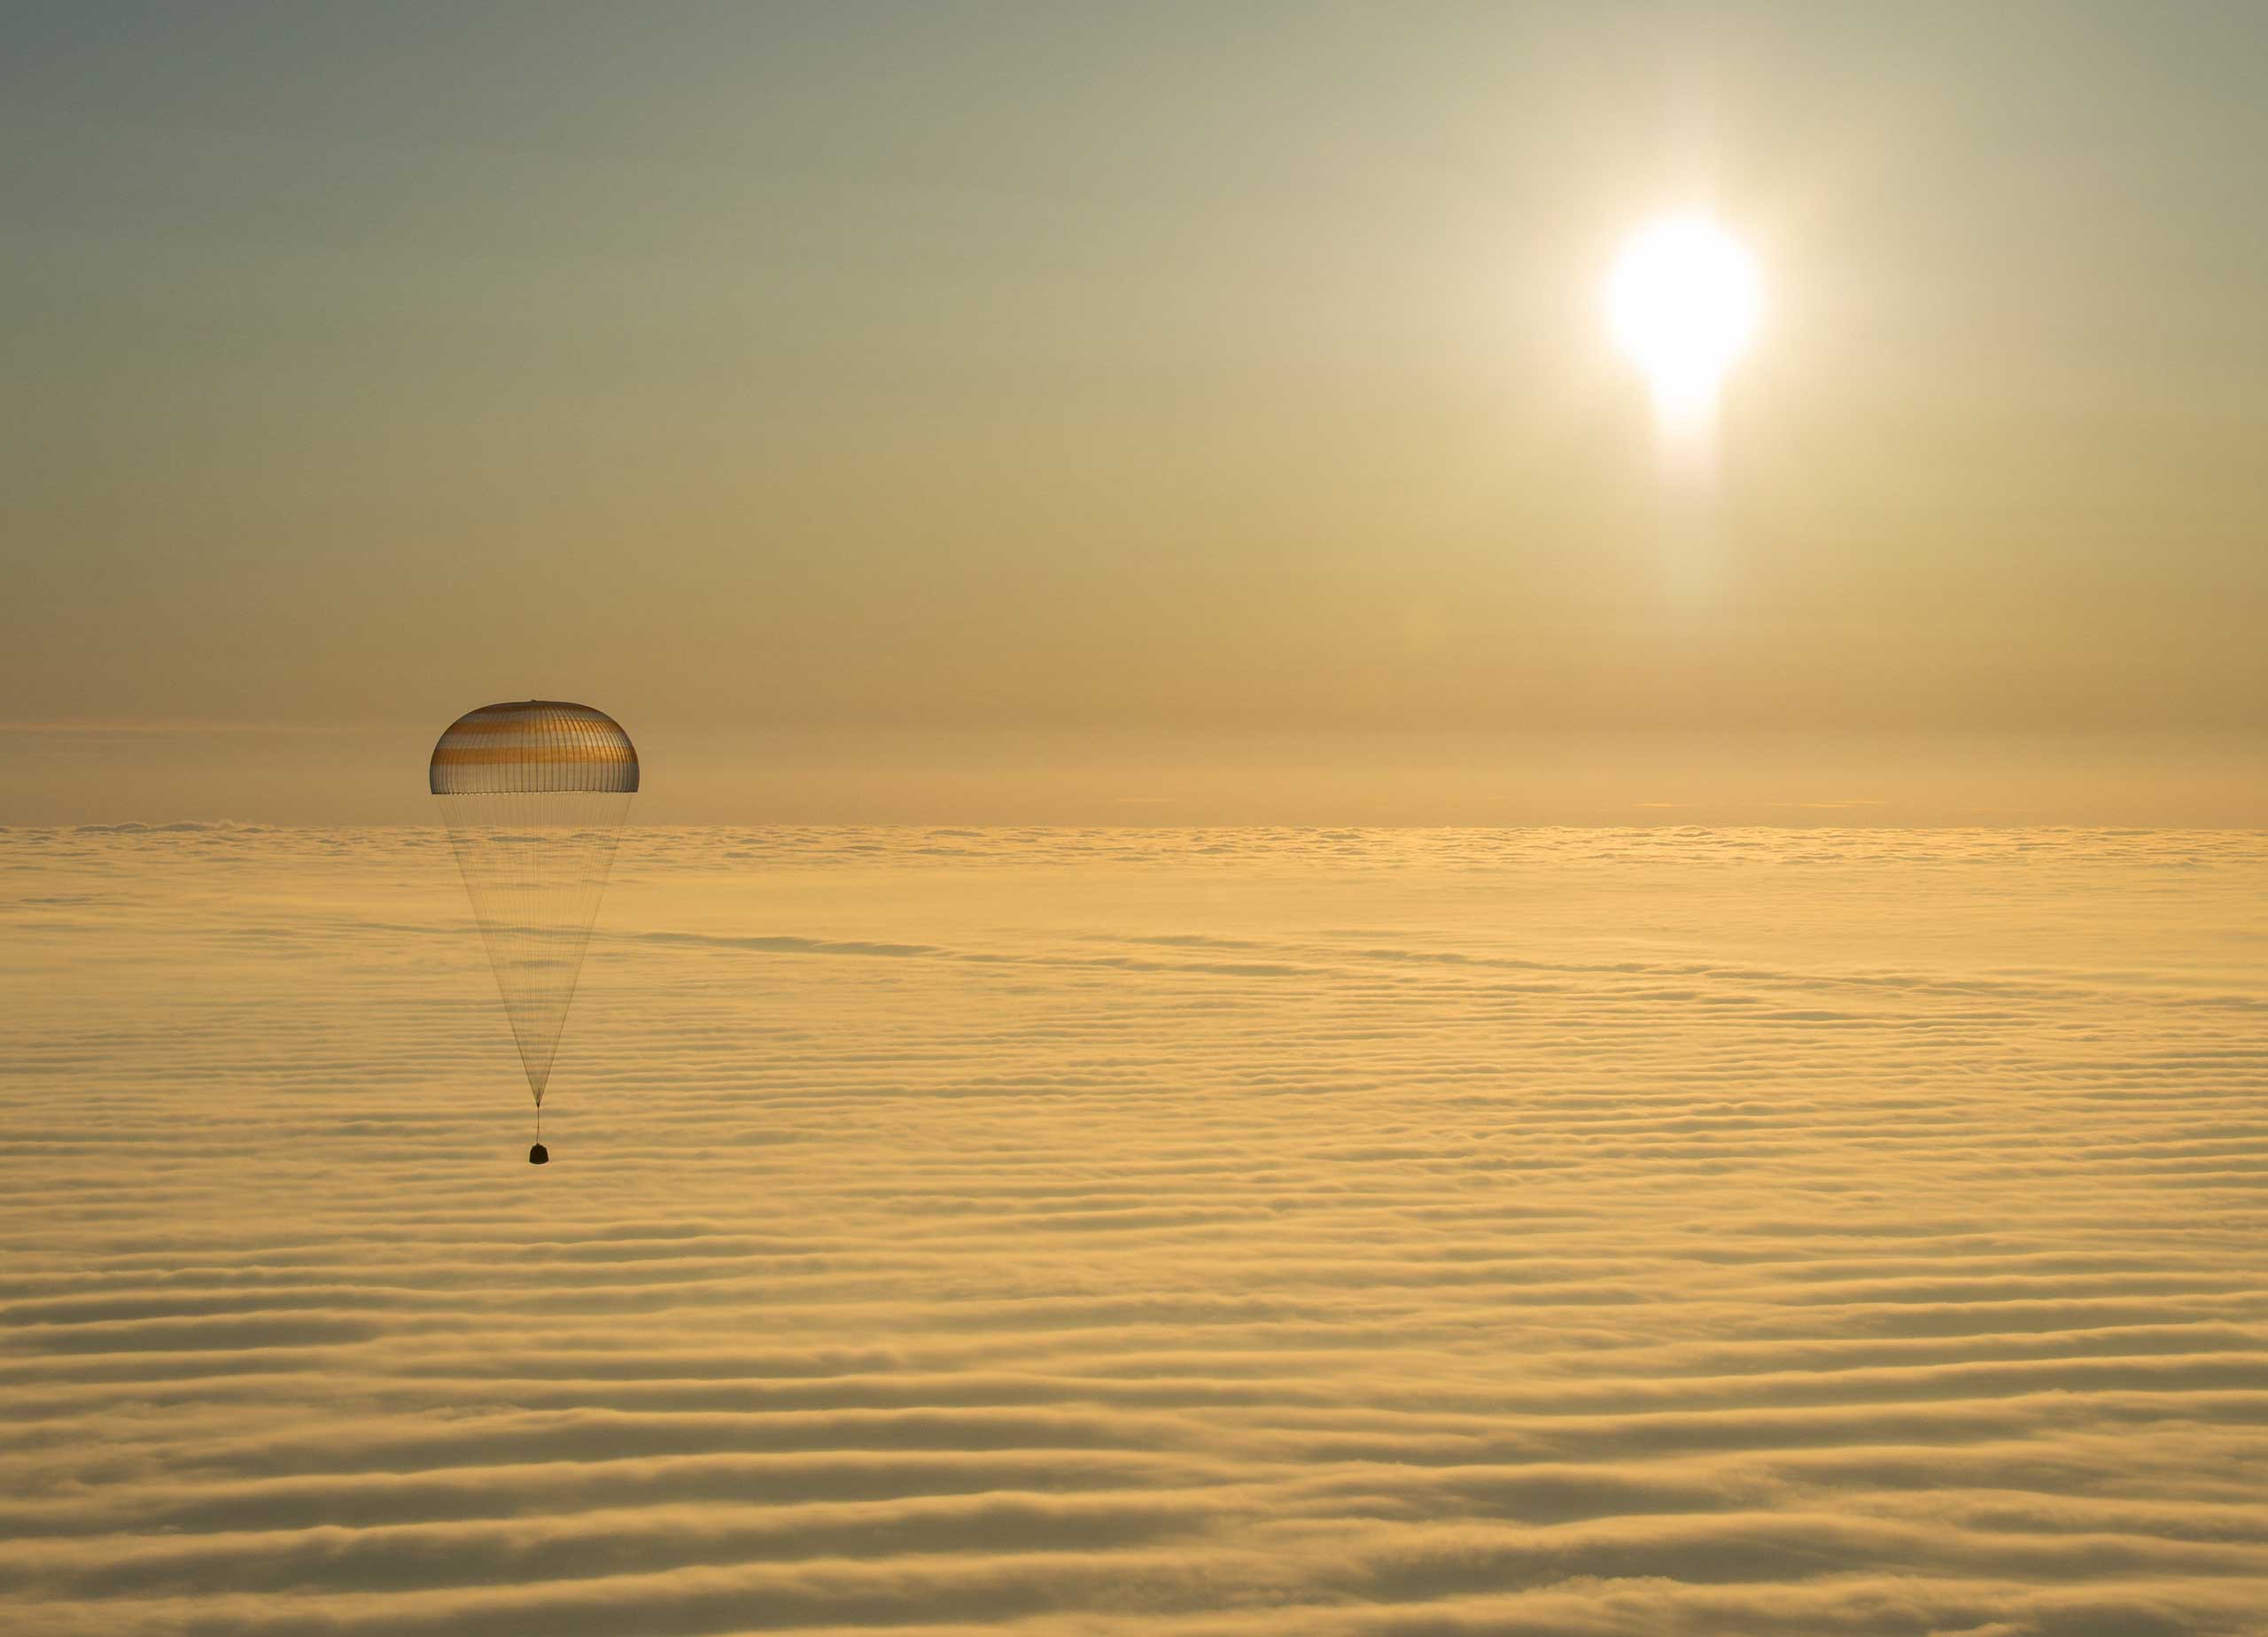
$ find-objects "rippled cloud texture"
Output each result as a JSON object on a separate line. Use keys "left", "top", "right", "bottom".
{"left": 5, "top": 826, "right": 2268, "bottom": 1635}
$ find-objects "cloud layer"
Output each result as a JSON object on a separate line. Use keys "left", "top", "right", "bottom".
{"left": 4, "top": 825, "right": 2267, "bottom": 1635}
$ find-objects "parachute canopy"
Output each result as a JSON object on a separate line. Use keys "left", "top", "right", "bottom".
{"left": 431, "top": 702, "right": 638, "bottom": 1116}
{"left": 430, "top": 700, "right": 639, "bottom": 796}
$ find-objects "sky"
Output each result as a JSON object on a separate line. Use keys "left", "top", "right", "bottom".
{"left": 7, "top": 2, "right": 2266, "bottom": 823}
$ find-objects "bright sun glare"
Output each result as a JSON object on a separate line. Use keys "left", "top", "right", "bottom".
{"left": 1606, "top": 213, "right": 1762, "bottom": 428}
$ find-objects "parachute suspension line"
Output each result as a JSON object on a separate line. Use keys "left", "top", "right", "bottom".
{"left": 436, "top": 785, "right": 632, "bottom": 1104}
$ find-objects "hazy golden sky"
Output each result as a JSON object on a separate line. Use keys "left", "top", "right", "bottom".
{"left": 6, "top": 4, "right": 2264, "bottom": 821}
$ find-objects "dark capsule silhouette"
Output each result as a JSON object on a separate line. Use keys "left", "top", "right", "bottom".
{"left": 528, "top": 1143, "right": 550, "bottom": 1166}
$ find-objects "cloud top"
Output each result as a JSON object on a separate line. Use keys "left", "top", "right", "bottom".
{"left": 4, "top": 826, "right": 2267, "bottom": 1634}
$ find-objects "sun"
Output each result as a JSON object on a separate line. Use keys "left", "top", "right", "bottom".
{"left": 1605, "top": 213, "right": 1762, "bottom": 428}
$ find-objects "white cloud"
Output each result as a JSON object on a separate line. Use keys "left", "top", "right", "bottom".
{"left": 4, "top": 826, "right": 2267, "bottom": 1633}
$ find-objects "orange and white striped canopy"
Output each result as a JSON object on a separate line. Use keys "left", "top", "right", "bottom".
{"left": 428, "top": 702, "right": 639, "bottom": 795}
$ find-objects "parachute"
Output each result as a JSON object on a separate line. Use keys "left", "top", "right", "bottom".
{"left": 430, "top": 701, "right": 638, "bottom": 1161}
